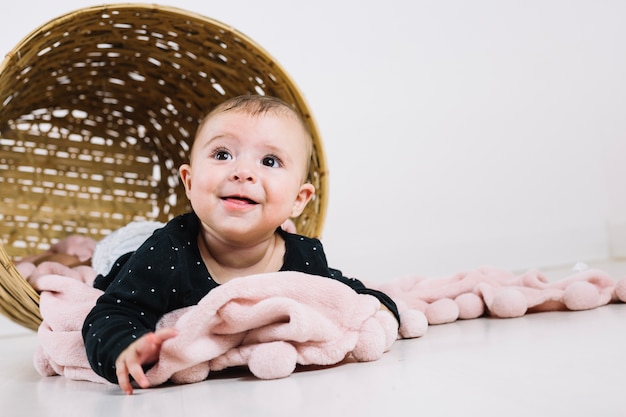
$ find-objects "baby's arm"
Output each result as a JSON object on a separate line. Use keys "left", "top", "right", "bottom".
{"left": 115, "top": 327, "right": 178, "bottom": 395}
{"left": 328, "top": 269, "right": 401, "bottom": 327}
{"left": 83, "top": 250, "right": 182, "bottom": 387}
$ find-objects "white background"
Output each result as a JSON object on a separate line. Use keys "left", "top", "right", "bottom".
{"left": 2, "top": 0, "right": 625, "bottom": 288}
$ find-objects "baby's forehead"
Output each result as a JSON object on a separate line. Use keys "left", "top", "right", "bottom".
{"left": 192, "top": 109, "right": 311, "bottom": 153}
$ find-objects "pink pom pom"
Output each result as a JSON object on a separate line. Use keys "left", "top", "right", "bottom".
{"left": 455, "top": 292, "right": 485, "bottom": 319}
{"left": 490, "top": 288, "right": 527, "bottom": 318}
{"left": 170, "top": 363, "right": 211, "bottom": 384}
{"left": 352, "top": 317, "right": 386, "bottom": 362}
{"left": 16, "top": 262, "right": 37, "bottom": 280}
{"left": 425, "top": 298, "right": 459, "bottom": 324}
{"left": 373, "top": 310, "right": 400, "bottom": 350}
{"left": 563, "top": 281, "right": 599, "bottom": 310}
{"left": 248, "top": 342, "right": 297, "bottom": 379}
{"left": 399, "top": 310, "right": 428, "bottom": 339}
{"left": 614, "top": 278, "right": 626, "bottom": 303}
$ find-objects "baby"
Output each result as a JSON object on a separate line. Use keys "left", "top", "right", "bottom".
{"left": 82, "top": 95, "right": 400, "bottom": 394}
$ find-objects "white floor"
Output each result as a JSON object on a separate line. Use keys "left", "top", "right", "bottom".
{"left": 2, "top": 260, "right": 625, "bottom": 417}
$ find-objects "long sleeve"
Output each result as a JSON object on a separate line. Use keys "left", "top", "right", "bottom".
{"left": 327, "top": 268, "right": 401, "bottom": 326}
{"left": 82, "top": 214, "right": 217, "bottom": 383}
{"left": 279, "top": 229, "right": 401, "bottom": 326}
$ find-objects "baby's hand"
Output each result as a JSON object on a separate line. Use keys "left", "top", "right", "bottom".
{"left": 115, "top": 327, "right": 178, "bottom": 395}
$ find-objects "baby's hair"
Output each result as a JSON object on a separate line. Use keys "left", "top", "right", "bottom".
{"left": 208, "top": 95, "right": 304, "bottom": 122}
{"left": 199, "top": 95, "right": 311, "bottom": 141}
{"left": 193, "top": 94, "right": 313, "bottom": 178}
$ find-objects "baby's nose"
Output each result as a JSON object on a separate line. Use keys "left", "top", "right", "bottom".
{"left": 232, "top": 172, "right": 255, "bottom": 182}
{"left": 230, "top": 163, "right": 256, "bottom": 182}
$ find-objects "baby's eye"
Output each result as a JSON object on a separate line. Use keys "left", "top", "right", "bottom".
{"left": 212, "top": 149, "right": 232, "bottom": 161}
{"left": 262, "top": 155, "right": 282, "bottom": 168}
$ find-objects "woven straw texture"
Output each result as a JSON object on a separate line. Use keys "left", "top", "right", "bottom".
{"left": 0, "top": 4, "right": 327, "bottom": 330}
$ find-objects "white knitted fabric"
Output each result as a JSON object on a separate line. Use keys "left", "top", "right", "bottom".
{"left": 91, "top": 221, "right": 165, "bottom": 276}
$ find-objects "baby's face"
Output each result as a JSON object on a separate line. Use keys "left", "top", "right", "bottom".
{"left": 179, "top": 110, "right": 314, "bottom": 244}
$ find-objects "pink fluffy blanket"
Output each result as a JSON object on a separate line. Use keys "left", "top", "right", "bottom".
{"left": 17, "top": 237, "right": 626, "bottom": 387}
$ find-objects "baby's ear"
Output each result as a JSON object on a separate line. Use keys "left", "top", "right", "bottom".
{"left": 291, "top": 183, "right": 315, "bottom": 218}
{"left": 179, "top": 163, "right": 192, "bottom": 193}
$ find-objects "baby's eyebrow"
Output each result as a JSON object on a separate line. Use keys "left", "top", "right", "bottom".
{"left": 260, "top": 145, "right": 294, "bottom": 163}
{"left": 196, "top": 134, "right": 232, "bottom": 150}
{"left": 206, "top": 134, "right": 231, "bottom": 144}
{"left": 190, "top": 135, "right": 227, "bottom": 160}
{"left": 261, "top": 144, "right": 286, "bottom": 155}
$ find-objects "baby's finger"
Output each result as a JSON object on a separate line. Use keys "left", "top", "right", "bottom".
{"left": 153, "top": 327, "right": 179, "bottom": 343}
{"left": 127, "top": 361, "right": 151, "bottom": 390}
{"left": 115, "top": 361, "right": 133, "bottom": 395}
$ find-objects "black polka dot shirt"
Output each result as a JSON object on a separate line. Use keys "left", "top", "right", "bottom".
{"left": 82, "top": 212, "right": 399, "bottom": 384}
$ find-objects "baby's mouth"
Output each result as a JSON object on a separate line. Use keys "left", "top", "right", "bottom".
{"left": 222, "top": 196, "right": 258, "bottom": 205}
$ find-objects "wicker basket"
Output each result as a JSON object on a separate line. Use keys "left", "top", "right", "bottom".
{"left": 0, "top": 4, "right": 328, "bottom": 330}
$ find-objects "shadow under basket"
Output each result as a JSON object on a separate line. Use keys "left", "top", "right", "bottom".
{"left": 0, "top": 3, "right": 328, "bottom": 331}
